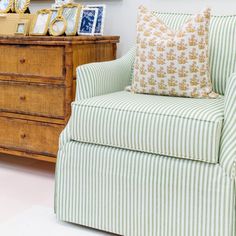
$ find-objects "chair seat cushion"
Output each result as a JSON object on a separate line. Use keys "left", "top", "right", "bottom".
{"left": 70, "top": 91, "right": 224, "bottom": 164}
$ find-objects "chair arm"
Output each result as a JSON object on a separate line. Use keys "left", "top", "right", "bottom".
{"left": 75, "top": 47, "right": 135, "bottom": 101}
{"left": 220, "top": 73, "right": 236, "bottom": 180}
{"left": 58, "top": 47, "right": 136, "bottom": 151}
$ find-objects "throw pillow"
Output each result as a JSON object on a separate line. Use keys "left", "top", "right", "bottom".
{"left": 132, "top": 6, "right": 218, "bottom": 98}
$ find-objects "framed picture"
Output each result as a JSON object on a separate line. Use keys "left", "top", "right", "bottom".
{"left": 59, "top": 3, "right": 81, "bottom": 36}
{"left": 87, "top": 5, "right": 106, "bottom": 35}
{"left": 49, "top": 15, "right": 66, "bottom": 36}
{"left": 15, "top": 0, "right": 30, "bottom": 13}
{"left": 78, "top": 8, "right": 98, "bottom": 36}
{"left": 30, "top": 9, "right": 52, "bottom": 36}
{"left": 0, "top": 0, "right": 13, "bottom": 13}
{"left": 15, "top": 20, "right": 29, "bottom": 35}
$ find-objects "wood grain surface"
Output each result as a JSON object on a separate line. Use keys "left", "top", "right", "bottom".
{"left": 0, "top": 35, "right": 119, "bottom": 162}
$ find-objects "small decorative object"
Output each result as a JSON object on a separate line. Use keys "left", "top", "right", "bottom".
{"left": 59, "top": 3, "right": 81, "bottom": 36}
{"left": 14, "top": 0, "right": 30, "bottom": 13}
{"left": 0, "top": 0, "right": 13, "bottom": 13}
{"left": 30, "top": 9, "right": 51, "bottom": 36}
{"left": 50, "top": 8, "right": 58, "bottom": 24}
{"left": 15, "top": 20, "right": 29, "bottom": 35}
{"left": 49, "top": 15, "right": 66, "bottom": 36}
{"left": 87, "top": 5, "right": 105, "bottom": 35}
{"left": 78, "top": 7, "right": 98, "bottom": 35}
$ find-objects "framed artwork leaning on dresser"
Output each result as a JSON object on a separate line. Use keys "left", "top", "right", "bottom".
{"left": 59, "top": 3, "right": 81, "bottom": 36}
{"left": 49, "top": 15, "right": 67, "bottom": 36}
{"left": 15, "top": 0, "right": 30, "bottom": 13}
{"left": 87, "top": 5, "right": 106, "bottom": 35}
{"left": 78, "top": 7, "right": 98, "bottom": 35}
{"left": 15, "top": 20, "right": 29, "bottom": 35}
{"left": 30, "top": 9, "right": 52, "bottom": 35}
{"left": 0, "top": 0, "right": 13, "bottom": 13}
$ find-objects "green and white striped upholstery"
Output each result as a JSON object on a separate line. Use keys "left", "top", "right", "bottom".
{"left": 55, "top": 142, "right": 235, "bottom": 236}
{"left": 153, "top": 12, "right": 236, "bottom": 95}
{"left": 55, "top": 11, "right": 236, "bottom": 236}
{"left": 76, "top": 48, "right": 135, "bottom": 101}
{"left": 70, "top": 91, "right": 224, "bottom": 164}
{"left": 220, "top": 73, "right": 236, "bottom": 177}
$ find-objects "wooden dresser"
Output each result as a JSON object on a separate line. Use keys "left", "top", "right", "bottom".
{"left": 0, "top": 35, "right": 119, "bottom": 162}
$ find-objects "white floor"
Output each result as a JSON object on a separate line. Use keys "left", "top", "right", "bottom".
{"left": 0, "top": 154, "right": 114, "bottom": 236}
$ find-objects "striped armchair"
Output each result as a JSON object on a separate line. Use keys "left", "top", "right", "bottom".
{"left": 55, "top": 12, "right": 236, "bottom": 236}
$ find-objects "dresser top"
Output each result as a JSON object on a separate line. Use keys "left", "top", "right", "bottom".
{"left": 0, "top": 35, "right": 120, "bottom": 45}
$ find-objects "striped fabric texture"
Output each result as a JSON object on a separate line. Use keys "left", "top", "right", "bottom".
{"left": 220, "top": 73, "right": 236, "bottom": 178}
{"left": 153, "top": 12, "right": 236, "bottom": 95}
{"left": 76, "top": 47, "right": 135, "bottom": 101}
{"left": 70, "top": 91, "right": 224, "bottom": 164}
{"left": 58, "top": 118, "right": 71, "bottom": 150}
{"left": 55, "top": 142, "right": 235, "bottom": 236}
{"left": 55, "top": 11, "right": 236, "bottom": 236}
{"left": 55, "top": 47, "right": 236, "bottom": 236}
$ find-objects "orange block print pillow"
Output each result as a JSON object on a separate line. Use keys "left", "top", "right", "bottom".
{"left": 132, "top": 6, "right": 218, "bottom": 98}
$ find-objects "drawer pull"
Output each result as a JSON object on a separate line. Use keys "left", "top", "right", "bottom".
{"left": 19, "top": 95, "right": 26, "bottom": 101}
{"left": 19, "top": 58, "right": 26, "bottom": 64}
{"left": 20, "top": 134, "right": 26, "bottom": 139}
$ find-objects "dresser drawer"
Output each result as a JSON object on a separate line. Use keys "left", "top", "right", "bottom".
{"left": 0, "top": 117, "right": 63, "bottom": 156}
{"left": 0, "top": 81, "right": 65, "bottom": 118}
{"left": 0, "top": 45, "right": 64, "bottom": 78}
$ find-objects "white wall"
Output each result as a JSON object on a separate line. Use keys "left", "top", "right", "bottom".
{"left": 30, "top": 0, "right": 236, "bottom": 57}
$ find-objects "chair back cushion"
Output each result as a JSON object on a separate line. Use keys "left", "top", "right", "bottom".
{"left": 152, "top": 12, "right": 236, "bottom": 95}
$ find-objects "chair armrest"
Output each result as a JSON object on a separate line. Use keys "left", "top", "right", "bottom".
{"left": 58, "top": 47, "right": 136, "bottom": 151}
{"left": 220, "top": 73, "right": 236, "bottom": 180}
{"left": 75, "top": 47, "right": 135, "bottom": 101}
